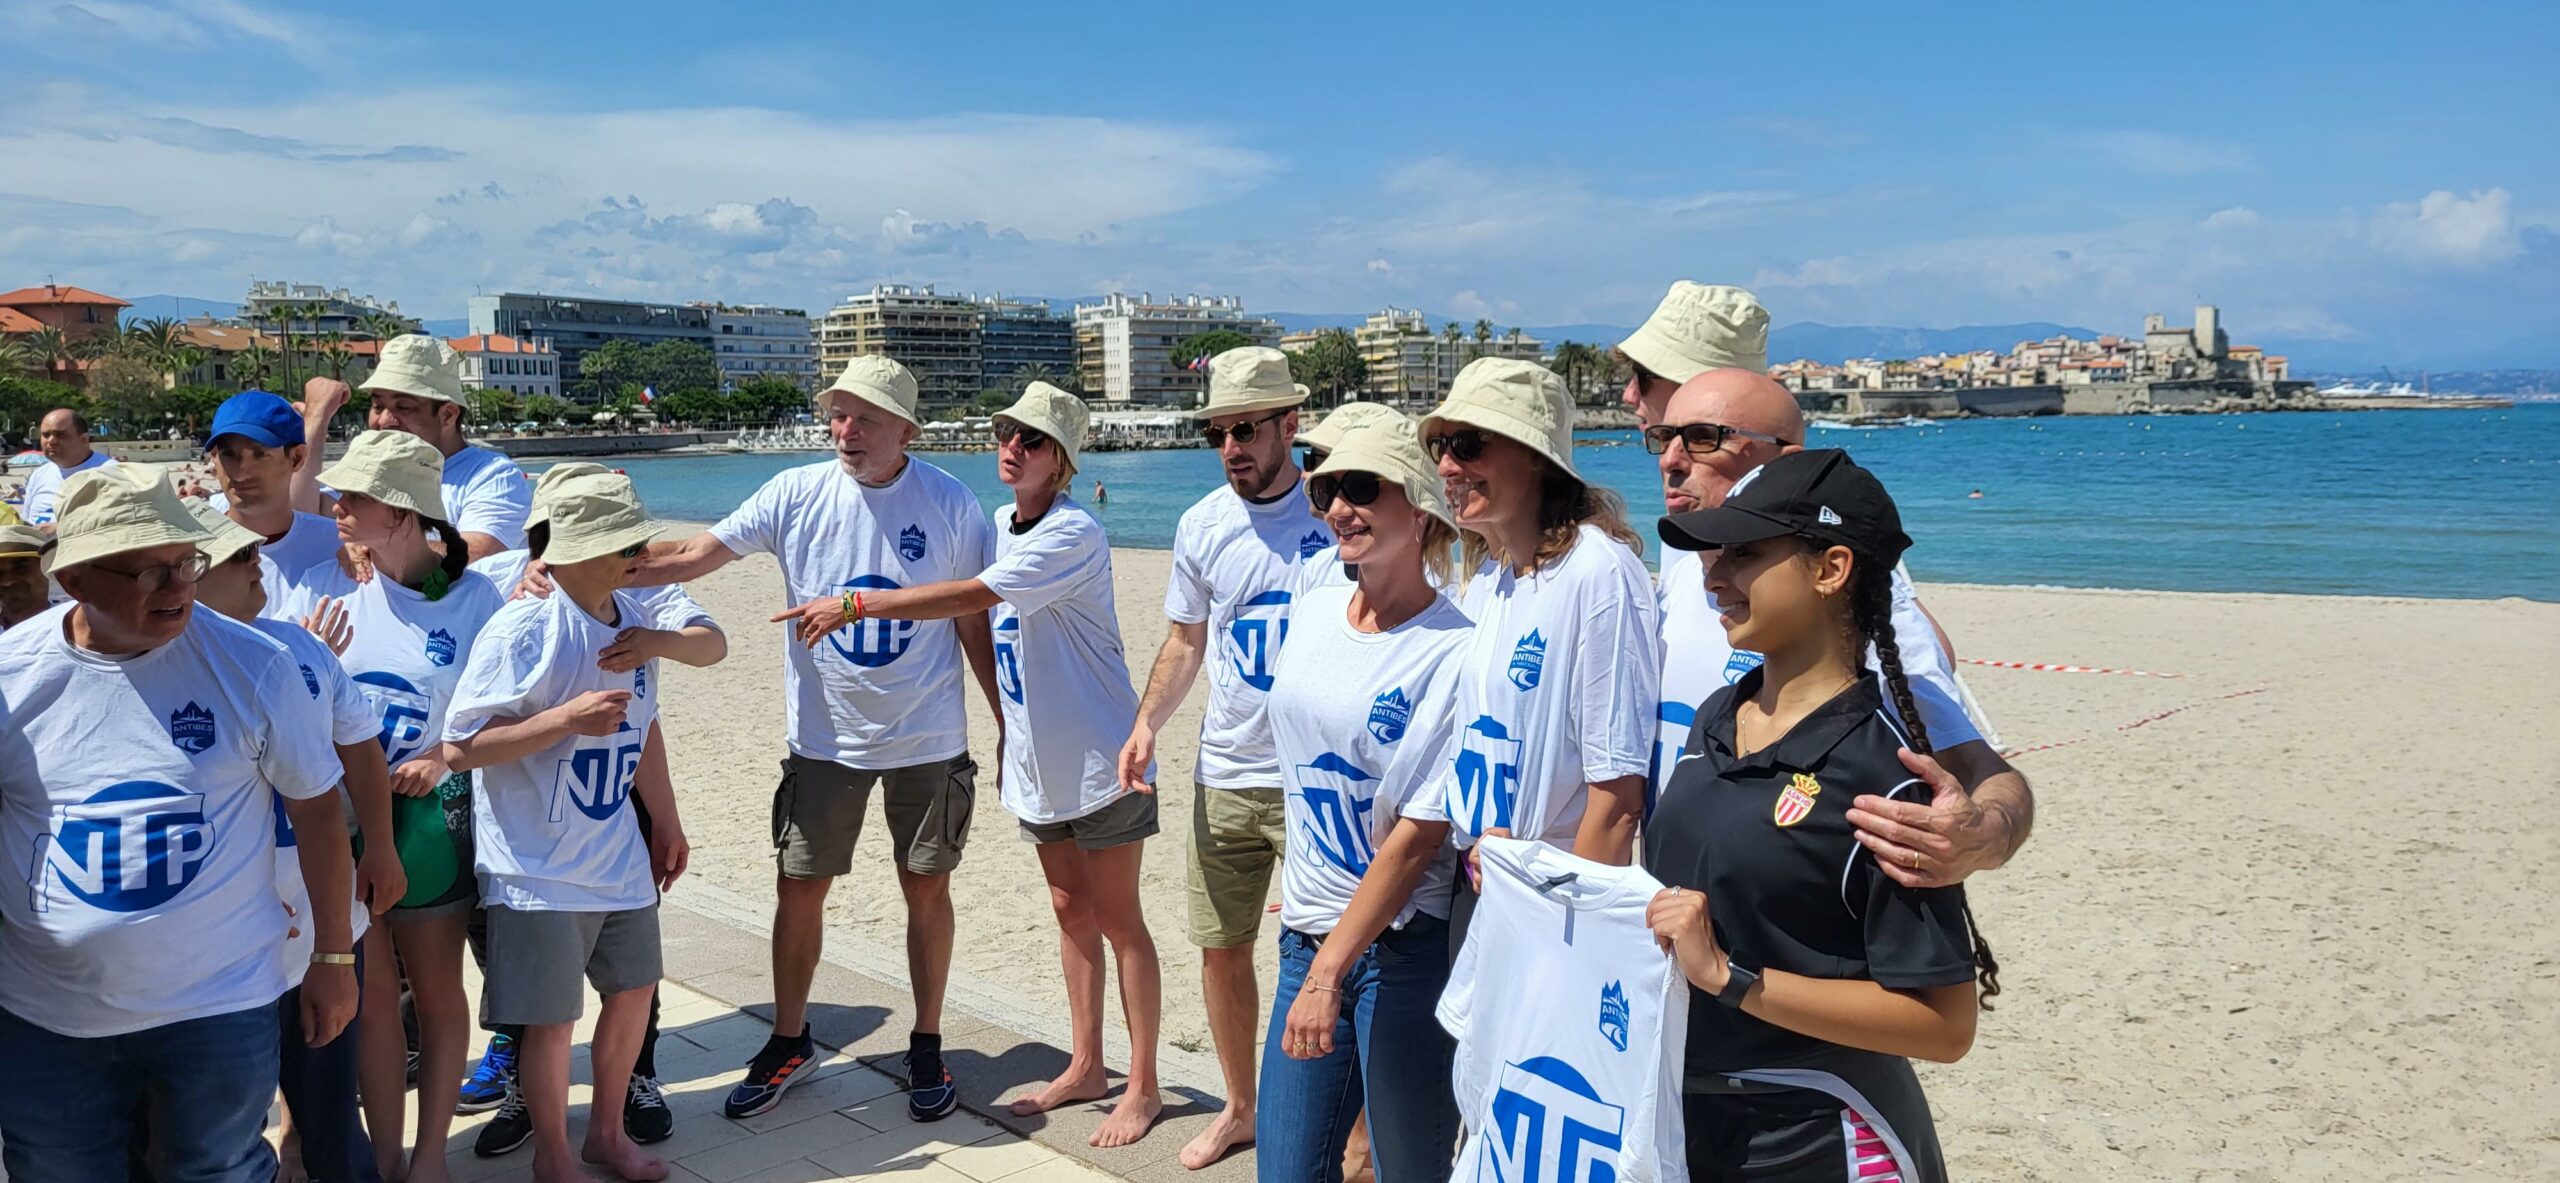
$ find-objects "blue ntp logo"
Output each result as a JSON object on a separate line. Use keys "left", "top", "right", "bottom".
{"left": 1597, "top": 981, "right": 1630, "bottom": 1052}
{"left": 993, "top": 613, "right": 1024, "bottom": 705}
{"left": 1297, "top": 529, "right": 1329, "bottom": 559}
{"left": 1367, "top": 687, "right": 1413, "bottom": 744}
{"left": 829, "top": 575, "right": 918, "bottom": 669}
{"left": 1292, "top": 753, "right": 1380, "bottom": 876}
{"left": 1453, "top": 715, "right": 1523, "bottom": 837}
{"left": 355, "top": 671, "right": 435, "bottom": 767}
{"left": 34, "top": 781, "right": 214, "bottom": 914}
{"left": 898, "top": 524, "right": 929, "bottom": 561}
{"left": 1507, "top": 631, "right": 1547, "bottom": 691}
{"left": 1481, "top": 1057, "right": 1626, "bottom": 1183}
{"left": 1227, "top": 590, "right": 1291, "bottom": 692}
{"left": 425, "top": 628, "right": 458, "bottom": 667}
{"left": 168, "top": 702, "right": 217, "bottom": 754}
{"left": 550, "top": 724, "right": 645, "bottom": 823}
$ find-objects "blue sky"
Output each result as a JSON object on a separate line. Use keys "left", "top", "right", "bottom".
{"left": 4, "top": 0, "right": 2555, "bottom": 367}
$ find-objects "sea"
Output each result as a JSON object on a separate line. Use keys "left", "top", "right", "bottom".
{"left": 598, "top": 405, "right": 2560, "bottom": 601}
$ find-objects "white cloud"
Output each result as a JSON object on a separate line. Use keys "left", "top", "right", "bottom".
{"left": 1443, "top": 290, "right": 1521, "bottom": 320}
{"left": 2202, "top": 207, "right": 2261, "bottom": 230}
{"left": 1658, "top": 189, "right": 1795, "bottom": 216}
{"left": 2081, "top": 131, "right": 2252, "bottom": 176}
{"left": 2369, "top": 187, "right": 2520, "bottom": 265}
{"left": 6, "top": 0, "right": 334, "bottom": 61}
{"left": 1365, "top": 258, "right": 1393, "bottom": 273}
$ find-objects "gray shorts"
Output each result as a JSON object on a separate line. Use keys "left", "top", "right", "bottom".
{"left": 481, "top": 905, "right": 662, "bottom": 1027}
{"left": 1017, "top": 789, "right": 1161, "bottom": 850}
{"left": 773, "top": 753, "right": 976, "bottom": 878}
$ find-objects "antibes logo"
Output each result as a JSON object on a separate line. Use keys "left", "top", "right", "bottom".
{"left": 1292, "top": 753, "right": 1380, "bottom": 877}
{"left": 898, "top": 524, "right": 929, "bottom": 562}
{"left": 830, "top": 575, "right": 918, "bottom": 669}
{"left": 1367, "top": 688, "right": 1414, "bottom": 744}
{"left": 1597, "top": 981, "right": 1631, "bottom": 1053}
{"left": 1481, "top": 1057, "right": 1625, "bottom": 1183}
{"left": 33, "top": 781, "right": 215, "bottom": 914}
{"left": 1297, "top": 528, "right": 1329, "bottom": 560}
{"left": 425, "top": 628, "right": 458, "bottom": 667}
{"left": 168, "top": 702, "right": 217, "bottom": 755}
{"left": 1228, "top": 590, "right": 1292, "bottom": 692}
{"left": 1506, "top": 631, "right": 1547, "bottom": 692}
{"left": 549, "top": 724, "right": 644, "bottom": 823}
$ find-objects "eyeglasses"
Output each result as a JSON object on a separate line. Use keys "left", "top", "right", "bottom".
{"left": 90, "top": 552, "right": 211, "bottom": 594}
{"left": 1201, "top": 409, "right": 1289, "bottom": 449}
{"left": 994, "top": 421, "right": 1051, "bottom": 451}
{"left": 1422, "top": 428, "right": 1489, "bottom": 464}
{"left": 1307, "top": 470, "right": 1384, "bottom": 512}
{"left": 1641, "top": 421, "right": 1796, "bottom": 458}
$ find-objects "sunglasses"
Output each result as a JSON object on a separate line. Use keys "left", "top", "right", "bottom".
{"left": 994, "top": 421, "right": 1051, "bottom": 451}
{"left": 1641, "top": 421, "right": 1796, "bottom": 458}
{"left": 93, "top": 552, "right": 211, "bottom": 594}
{"left": 1307, "top": 470, "right": 1384, "bottom": 512}
{"left": 1422, "top": 428, "right": 1489, "bottom": 464}
{"left": 1201, "top": 409, "right": 1289, "bottom": 449}
{"left": 1302, "top": 446, "right": 1330, "bottom": 470}
{"left": 619, "top": 543, "right": 648, "bottom": 559}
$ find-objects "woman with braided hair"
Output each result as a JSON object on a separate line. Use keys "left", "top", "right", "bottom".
{"left": 1640, "top": 448, "right": 1998, "bottom": 1183}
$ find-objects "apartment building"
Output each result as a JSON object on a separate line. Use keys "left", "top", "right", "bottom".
{"left": 974, "top": 295, "right": 1075, "bottom": 393}
{"left": 819, "top": 285, "right": 985, "bottom": 409}
{"left": 241, "top": 280, "right": 419, "bottom": 338}
{"left": 447, "top": 333, "right": 561, "bottom": 398}
{"left": 1072, "top": 292, "right": 1281, "bottom": 406}
{"left": 708, "top": 303, "right": 818, "bottom": 392}
{"left": 467, "top": 293, "right": 716, "bottom": 400}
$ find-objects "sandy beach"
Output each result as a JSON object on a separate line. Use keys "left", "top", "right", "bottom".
{"left": 645, "top": 531, "right": 2560, "bottom": 1181}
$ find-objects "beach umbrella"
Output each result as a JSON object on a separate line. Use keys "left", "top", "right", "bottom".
{"left": 7, "top": 451, "right": 41, "bottom": 469}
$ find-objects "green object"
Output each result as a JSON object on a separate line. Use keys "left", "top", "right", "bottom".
{"left": 393, "top": 773, "right": 474, "bottom": 909}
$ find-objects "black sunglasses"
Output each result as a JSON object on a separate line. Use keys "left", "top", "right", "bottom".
{"left": 1641, "top": 421, "right": 1795, "bottom": 458}
{"left": 1307, "top": 470, "right": 1384, "bottom": 512}
{"left": 1201, "top": 408, "right": 1288, "bottom": 448}
{"left": 1422, "top": 428, "right": 1488, "bottom": 464}
{"left": 994, "top": 421, "right": 1051, "bottom": 451}
{"left": 1302, "top": 446, "right": 1330, "bottom": 470}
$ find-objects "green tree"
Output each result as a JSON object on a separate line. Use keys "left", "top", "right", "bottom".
{"left": 654, "top": 388, "right": 725, "bottom": 425}
{"left": 25, "top": 327, "right": 81, "bottom": 386}
{"left": 1472, "top": 319, "right": 1493, "bottom": 360}
{"left": 358, "top": 310, "right": 414, "bottom": 343}
{"left": 1009, "top": 362, "right": 1062, "bottom": 393}
{"left": 730, "top": 376, "right": 806, "bottom": 423}
{"left": 123, "top": 317, "right": 186, "bottom": 371}
{"left": 0, "top": 337, "right": 41, "bottom": 377}
{"left": 974, "top": 389, "right": 1013, "bottom": 413}
{"left": 0, "top": 375, "right": 83, "bottom": 437}
{"left": 466, "top": 387, "right": 523, "bottom": 426}
{"left": 1549, "top": 341, "right": 1592, "bottom": 402}
{"left": 523, "top": 393, "right": 571, "bottom": 424}
{"left": 1288, "top": 328, "right": 1367, "bottom": 408}
{"left": 262, "top": 305, "right": 299, "bottom": 392}
{"left": 86, "top": 354, "right": 168, "bottom": 433}
{"left": 315, "top": 331, "right": 357, "bottom": 382}
{"left": 636, "top": 340, "right": 719, "bottom": 397}
{"left": 233, "top": 342, "right": 276, "bottom": 390}
{"left": 581, "top": 339, "right": 643, "bottom": 402}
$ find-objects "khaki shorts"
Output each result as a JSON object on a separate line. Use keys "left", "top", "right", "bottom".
{"left": 1017, "top": 789, "right": 1160, "bottom": 850}
{"left": 1187, "top": 785, "right": 1287, "bottom": 948}
{"left": 772, "top": 753, "right": 977, "bottom": 879}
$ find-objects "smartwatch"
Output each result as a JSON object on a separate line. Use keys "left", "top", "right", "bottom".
{"left": 1715, "top": 960, "right": 1760, "bottom": 1009}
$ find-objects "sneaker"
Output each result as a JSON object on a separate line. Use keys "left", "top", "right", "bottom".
{"left": 472, "top": 1084, "right": 532, "bottom": 1158}
{"left": 722, "top": 1029, "right": 817, "bottom": 1119}
{"left": 405, "top": 1048, "right": 421, "bottom": 1087}
{"left": 904, "top": 1048, "right": 959, "bottom": 1122}
{"left": 625, "top": 1074, "right": 674, "bottom": 1145}
{"left": 456, "top": 1033, "right": 517, "bottom": 1114}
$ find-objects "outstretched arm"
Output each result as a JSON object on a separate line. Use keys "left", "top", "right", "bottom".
{"left": 772, "top": 578, "right": 1002, "bottom": 647}
{"left": 1117, "top": 620, "right": 1206, "bottom": 791}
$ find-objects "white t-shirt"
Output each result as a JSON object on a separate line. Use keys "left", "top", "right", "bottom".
{"left": 1419, "top": 525, "right": 1660, "bottom": 847}
{"left": 470, "top": 550, "right": 717, "bottom": 635}
{"left": 1651, "top": 552, "right": 1981, "bottom": 807}
{"left": 0, "top": 604, "right": 339, "bottom": 1038}
{"left": 439, "top": 444, "right": 532, "bottom": 550}
{"left": 1268, "top": 582, "right": 1471, "bottom": 935}
{"left": 251, "top": 616, "right": 381, "bottom": 975}
{"left": 1165, "top": 482, "right": 1331, "bottom": 789}
{"left": 1292, "top": 544, "right": 1358, "bottom": 597}
{"left": 21, "top": 451, "right": 117, "bottom": 525}
{"left": 251, "top": 511, "right": 345, "bottom": 620}
{"left": 282, "top": 567, "right": 508, "bottom": 773}
{"left": 444, "top": 591, "right": 661, "bottom": 912}
{"left": 1440, "top": 837, "right": 1689, "bottom": 1183}
{"left": 981, "top": 497, "right": 1142, "bottom": 825}
{"left": 709, "top": 459, "right": 993, "bottom": 767}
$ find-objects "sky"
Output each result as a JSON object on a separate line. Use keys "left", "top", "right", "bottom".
{"left": 3, "top": 0, "right": 2555, "bottom": 368}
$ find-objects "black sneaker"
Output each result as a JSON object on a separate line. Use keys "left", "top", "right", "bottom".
{"left": 473, "top": 1084, "right": 532, "bottom": 1158}
{"left": 904, "top": 1047, "right": 959, "bottom": 1122}
{"left": 722, "top": 1029, "right": 817, "bottom": 1119}
{"left": 625, "top": 1074, "right": 674, "bottom": 1144}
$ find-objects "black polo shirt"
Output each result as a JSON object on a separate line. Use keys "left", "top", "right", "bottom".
{"left": 1642, "top": 668, "right": 1976, "bottom": 1082}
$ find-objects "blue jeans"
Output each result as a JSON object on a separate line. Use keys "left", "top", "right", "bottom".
{"left": 1256, "top": 917, "right": 1460, "bottom": 1183}
{"left": 279, "top": 942, "right": 381, "bottom": 1183}
{"left": 0, "top": 1000, "right": 281, "bottom": 1183}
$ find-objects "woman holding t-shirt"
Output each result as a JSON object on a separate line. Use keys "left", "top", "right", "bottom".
{"left": 779, "top": 382, "right": 1166, "bottom": 1149}
{"left": 1643, "top": 449, "right": 1998, "bottom": 1183}
{"left": 1418, "top": 358, "right": 1660, "bottom": 949}
{"left": 280, "top": 430, "right": 508, "bottom": 1183}
{"left": 1258, "top": 420, "right": 1473, "bottom": 1183}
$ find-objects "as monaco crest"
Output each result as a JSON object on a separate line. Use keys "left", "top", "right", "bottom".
{"left": 1772, "top": 772, "right": 1821, "bottom": 827}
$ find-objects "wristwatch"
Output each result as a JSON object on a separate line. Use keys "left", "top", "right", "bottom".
{"left": 310, "top": 951, "right": 357, "bottom": 967}
{"left": 1715, "top": 959, "right": 1760, "bottom": 1009}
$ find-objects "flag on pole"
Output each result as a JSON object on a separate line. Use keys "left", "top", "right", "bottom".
{"left": 639, "top": 385, "right": 657, "bottom": 404}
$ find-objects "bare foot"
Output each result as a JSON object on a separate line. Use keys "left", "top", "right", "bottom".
{"left": 1179, "top": 1104, "right": 1254, "bottom": 1169}
{"left": 1090, "top": 1089, "right": 1163, "bottom": 1148}
{"left": 404, "top": 1155, "right": 451, "bottom": 1183}
{"left": 1007, "top": 1066, "right": 1109, "bottom": 1117}
{"left": 579, "top": 1132, "right": 669, "bottom": 1182}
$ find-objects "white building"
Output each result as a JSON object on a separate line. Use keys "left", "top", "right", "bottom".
{"left": 446, "top": 333, "right": 560, "bottom": 398}
{"left": 1073, "top": 292, "right": 1281, "bottom": 406}
{"left": 708, "top": 303, "right": 819, "bottom": 392}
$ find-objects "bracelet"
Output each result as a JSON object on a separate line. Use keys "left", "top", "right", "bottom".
{"left": 840, "top": 591, "right": 857, "bottom": 623}
{"left": 1304, "top": 983, "right": 1341, "bottom": 994}
{"left": 854, "top": 592, "right": 866, "bottom": 622}
{"left": 310, "top": 952, "right": 357, "bottom": 967}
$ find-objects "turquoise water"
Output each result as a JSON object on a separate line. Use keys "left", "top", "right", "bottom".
{"left": 601, "top": 405, "right": 2560, "bottom": 601}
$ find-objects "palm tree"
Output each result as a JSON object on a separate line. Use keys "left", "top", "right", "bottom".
{"left": 0, "top": 337, "right": 38, "bottom": 377}
{"left": 1472, "top": 319, "right": 1493, "bottom": 361}
{"left": 27, "top": 326, "right": 78, "bottom": 384}
{"left": 1011, "top": 362, "right": 1058, "bottom": 393}
{"left": 262, "top": 305, "right": 299, "bottom": 392}
{"left": 124, "top": 316, "right": 186, "bottom": 370}
{"left": 357, "top": 310, "right": 412, "bottom": 343}
{"left": 314, "top": 331, "right": 356, "bottom": 383}
{"left": 1549, "top": 341, "right": 1586, "bottom": 397}
{"left": 234, "top": 342, "right": 276, "bottom": 390}
{"left": 168, "top": 345, "right": 207, "bottom": 389}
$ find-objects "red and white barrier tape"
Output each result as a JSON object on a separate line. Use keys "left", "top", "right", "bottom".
{"left": 1959, "top": 658, "right": 2184, "bottom": 678}
{"left": 2001, "top": 686, "right": 2271, "bottom": 757}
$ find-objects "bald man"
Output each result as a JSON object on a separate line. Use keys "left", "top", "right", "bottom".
{"left": 1642, "top": 368, "right": 2032, "bottom": 886}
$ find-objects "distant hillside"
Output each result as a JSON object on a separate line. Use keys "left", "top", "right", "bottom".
{"left": 1768, "top": 322, "right": 2101, "bottom": 364}
{"left": 121, "top": 294, "right": 237, "bottom": 322}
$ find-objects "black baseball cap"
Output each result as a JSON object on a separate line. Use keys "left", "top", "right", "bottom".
{"left": 1657, "top": 448, "right": 1913, "bottom": 563}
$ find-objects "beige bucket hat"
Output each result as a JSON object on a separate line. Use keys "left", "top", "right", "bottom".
{"left": 994, "top": 381, "right": 1090, "bottom": 471}
{"left": 821, "top": 355, "right": 922, "bottom": 426}
{"left": 0, "top": 524, "right": 45, "bottom": 558}
{"left": 361, "top": 334, "right": 467, "bottom": 404}
{"left": 540, "top": 471, "right": 662, "bottom": 566}
{"left": 186, "top": 500, "right": 264, "bottom": 567}
{"left": 1419, "top": 358, "right": 1581, "bottom": 479}
{"left": 1313, "top": 418, "right": 1454, "bottom": 528}
{"left": 318, "top": 430, "right": 449, "bottom": 520}
{"left": 1197, "top": 347, "right": 1306, "bottom": 419}
{"left": 1300, "top": 401, "right": 1410, "bottom": 453}
{"left": 45, "top": 464, "right": 212, "bottom": 573}
{"left": 528, "top": 462, "right": 610, "bottom": 529}
{"left": 1618, "top": 282, "right": 1770, "bottom": 382}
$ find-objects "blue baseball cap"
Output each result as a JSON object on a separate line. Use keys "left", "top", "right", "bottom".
{"left": 208, "top": 391, "right": 302, "bottom": 449}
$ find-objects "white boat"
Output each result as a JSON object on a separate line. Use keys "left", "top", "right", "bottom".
{"left": 734, "top": 424, "right": 830, "bottom": 452}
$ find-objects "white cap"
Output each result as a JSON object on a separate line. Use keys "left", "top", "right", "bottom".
{"left": 994, "top": 381, "right": 1091, "bottom": 471}
{"left": 46, "top": 464, "right": 212, "bottom": 573}
{"left": 1420, "top": 358, "right": 1580, "bottom": 479}
{"left": 821, "top": 355, "right": 922, "bottom": 426}
{"left": 1617, "top": 282, "right": 1770, "bottom": 382}
{"left": 317, "top": 430, "right": 449, "bottom": 520}
{"left": 361, "top": 334, "right": 467, "bottom": 404}
{"left": 1198, "top": 347, "right": 1306, "bottom": 418}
